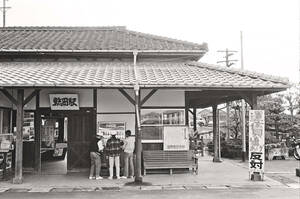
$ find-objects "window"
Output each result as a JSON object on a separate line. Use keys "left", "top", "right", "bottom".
{"left": 141, "top": 109, "right": 185, "bottom": 142}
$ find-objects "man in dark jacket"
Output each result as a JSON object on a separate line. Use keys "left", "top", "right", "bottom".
{"left": 106, "top": 131, "right": 123, "bottom": 179}
{"left": 89, "top": 134, "right": 104, "bottom": 180}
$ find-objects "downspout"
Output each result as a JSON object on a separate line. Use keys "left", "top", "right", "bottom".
{"left": 133, "top": 50, "right": 143, "bottom": 183}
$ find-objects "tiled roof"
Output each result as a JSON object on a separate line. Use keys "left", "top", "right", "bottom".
{"left": 0, "top": 26, "right": 207, "bottom": 52}
{"left": 0, "top": 61, "right": 289, "bottom": 89}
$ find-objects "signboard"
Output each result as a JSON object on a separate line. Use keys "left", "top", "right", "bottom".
{"left": 249, "top": 110, "right": 265, "bottom": 180}
{"left": 98, "top": 121, "right": 126, "bottom": 140}
{"left": 49, "top": 94, "right": 79, "bottom": 110}
{"left": 163, "top": 126, "right": 189, "bottom": 151}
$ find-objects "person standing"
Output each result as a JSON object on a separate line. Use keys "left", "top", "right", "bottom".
{"left": 89, "top": 134, "right": 104, "bottom": 180}
{"left": 106, "top": 131, "right": 123, "bottom": 179}
{"left": 120, "top": 130, "right": 135, "bottom": 179}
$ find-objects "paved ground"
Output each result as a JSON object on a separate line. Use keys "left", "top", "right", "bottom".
{"left": 229, "top": 157, "right": 300, "bottom": 187}
{"left": 1, "top": 188, "right": 299, "bottom": 199}
{"left": 0, "top": 156, "right": 298, "bottom": 198}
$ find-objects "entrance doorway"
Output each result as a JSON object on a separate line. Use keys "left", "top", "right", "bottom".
{"left": 38, "top": 108, "right": 95, "bottom": 174}
{"left": 40, "top": 113, "right": 68, "bottom": 175}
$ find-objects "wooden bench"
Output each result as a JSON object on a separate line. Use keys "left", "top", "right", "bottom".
{"left": 143, "top": 150, "right": 198, "bottom": 175}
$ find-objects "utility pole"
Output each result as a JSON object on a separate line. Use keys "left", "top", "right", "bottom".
{"left": 0, "top": 0, "right": 11, "bottom": 27}
{"left": 240, "top": 31, "right": 247, "bottom": 162}
{"left": 217, "top": 49, "right": 238, "bottom": 142}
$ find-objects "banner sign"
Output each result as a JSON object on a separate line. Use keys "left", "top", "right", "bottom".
{"left": 163, "top": 126, "right": 189, "bottom": 151}
{"left": 98, "top": 121, "right": 126, "bottom": 140}
{"left": 49, "top": 94, "right": 79, "bottom": 110}
{"left": 249, "top": 110, "right": 265, "bottom": 180}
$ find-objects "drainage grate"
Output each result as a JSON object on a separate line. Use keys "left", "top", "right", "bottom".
{"left": 50, "top": 188, "right": 74, "bottom": 192}
{"left": 101, "top": 187, "right": 120, "bottom": 191}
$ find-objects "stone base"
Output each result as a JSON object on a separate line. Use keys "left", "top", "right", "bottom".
{"left": 296, "top": 168, "right": 300, "bottom": 177}
{"left": 213, "top": 158, "right": 222, "bottom": 163}
{"left": 12, "top": 177, "right": 23, "bottom": 184}
{"left": 251, "top": 173, "right": 262, "bottom": 181}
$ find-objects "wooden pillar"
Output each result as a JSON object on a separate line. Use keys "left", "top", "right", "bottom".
{"left": 184, "top": 91, "right": 189, "bottom": 126}
{"left": 193, "top": 108, "right": 197, "bottom": 132}
{"left": 93, "top": 89, "right": 97, "bottom": 135}
{"left": 134, "top": 89, "right": 142, "bottom": 183}
{"left": 251, "top": 94, "right": 258, "bottom": 110}
{"left": 213, "top": 105, "right": 221, "bottom": 162}
{"left": 34, "top": 91, "right": 41, "bottom": 173}
{"left": 13, "top": 89, "right": 24, "bottom": 184}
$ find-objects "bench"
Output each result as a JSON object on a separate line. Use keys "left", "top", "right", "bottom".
{"left": 143, "top": 150, "right": 198, "bottom": 175}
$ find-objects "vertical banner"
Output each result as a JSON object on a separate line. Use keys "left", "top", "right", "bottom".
{"left": 249, "top": 110, "right": 265, "bottom": 180}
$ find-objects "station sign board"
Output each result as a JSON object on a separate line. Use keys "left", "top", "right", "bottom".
{"left": 49, "top": 94, "right": 79, "bottom": 110}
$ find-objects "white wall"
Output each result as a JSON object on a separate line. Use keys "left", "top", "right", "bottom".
{"left": 0, "top": 92, "right": 12, "bottom": 108}
{"left": 141, "top": 89, "right": 185, "bottom": 107}
{"left": 97, "top": 89, "right": 135, "bottom": 112}
{"left": 40, "top": 89, "right": 93, "bottom": 107}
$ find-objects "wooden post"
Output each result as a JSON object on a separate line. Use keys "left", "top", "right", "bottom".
{"left": 34, "top": 91, "right": 41, "bottom": 173}
{"left": 134, "top": 89, "right": 142, "bottom": 183}
{"left": 193, "top": 108, "right": 197, "bottom": 132}
{"left": 251, "top": 94, "right": 258, "bottom": 110}
{"left": 13, "top": 89, "right": 24, "bottom": 184}
{"left": 213, "top": 105, "right": 221, "bottom": 162}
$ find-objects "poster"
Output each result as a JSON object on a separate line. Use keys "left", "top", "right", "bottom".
{"left": 98, "top": 121, "right": 126, "bottom": 140}
{"left": 163, "top": 126, "right": 189, "bottom": 151}
{"left": 249, "top": 110, "right": 265, "bottom": 180}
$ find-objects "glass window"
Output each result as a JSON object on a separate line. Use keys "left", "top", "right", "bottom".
{"left": 141, "top": 109, "right": 162, "bottom": 125}
{"left": 141, "top": 109, "right": 185, "bottom": 143}
{"left": 141, "top": 126, "right": 163, "bottom": 140}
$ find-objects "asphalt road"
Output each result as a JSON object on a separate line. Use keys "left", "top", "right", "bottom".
{"left": 0, "top": 188, "right": 299, "bottom": 199}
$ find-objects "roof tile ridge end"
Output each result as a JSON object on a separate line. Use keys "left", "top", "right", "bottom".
{"left": 188, "top": 61, "right": 290, "bottom": 85}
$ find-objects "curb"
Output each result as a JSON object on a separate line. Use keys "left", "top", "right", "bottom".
{"left": 0, "top": 183, "right": 294, "bottom": 193}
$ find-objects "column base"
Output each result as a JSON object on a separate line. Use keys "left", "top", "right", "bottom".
{"left": 13, "top": 177, "right": 23, "bottom": 184}
{"left": 213, "top": 157, "right": 222, "bottom": 163}
{"left": 250, "top": 173, "right": 263, "bottom": 181}
{"left": 241, "top": 151, "right": 247, "bottom": 162}
{"left": 134, "top": 176, "right": 143, "bottom": 183}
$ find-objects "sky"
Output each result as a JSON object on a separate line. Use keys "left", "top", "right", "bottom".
{"left": 3, "top": 0, "right": 300, "bottom": 83}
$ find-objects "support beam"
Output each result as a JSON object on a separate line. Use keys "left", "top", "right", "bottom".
{"left": 140, "top": 89, "right": 157, "bottom": 106}
{"left": 118, "top": 89, "right": 135, "bottom": 106}
{"left": 0, "top": 89, "right": 18, "bottom": 106}
{"left": 13, "top": 89, "right": 24, "bottom": 184}
{"left": 34, "top": 91, "right": 41, "bottom": 173}
{"left": 24, "top": 89, "right": 40, "bottom": 105}
{"left": 213, "top": 105, "right": 222, "bottom": 162}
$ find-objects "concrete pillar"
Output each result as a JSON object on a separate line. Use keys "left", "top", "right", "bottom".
{"left": 213, "top": 105, "right": 222, "bottom": 162}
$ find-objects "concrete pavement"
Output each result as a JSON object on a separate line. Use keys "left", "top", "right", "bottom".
{"left": 1, "top": 156, "right": 297, "bottom": 193}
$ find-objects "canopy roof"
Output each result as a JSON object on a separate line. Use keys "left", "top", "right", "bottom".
{"left": 0, "top": 61, "right": 289, "bottom": 90}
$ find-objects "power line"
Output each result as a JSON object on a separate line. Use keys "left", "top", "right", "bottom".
{"left": 0, "top": 0, "right": 11, "bottom": 27}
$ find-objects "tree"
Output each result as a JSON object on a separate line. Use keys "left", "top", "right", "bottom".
{"left": 280, "top": 84, "right": 300, "bottom": 122}
{"left": 258, "top": 94, "right": 285, "bottom": 139}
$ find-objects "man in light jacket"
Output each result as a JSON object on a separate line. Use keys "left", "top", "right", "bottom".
{"left": 120, "top": 130, "right": 135, "bottom": 179}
